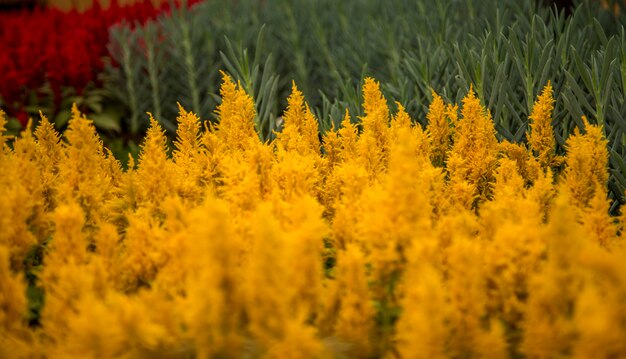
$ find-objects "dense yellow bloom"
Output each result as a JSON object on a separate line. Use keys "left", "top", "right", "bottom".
{"left": 0, "top": 77, "right": 624, "bottom": 359}
{"left": 172, "top": 103, "right": 205, "bottom": 202}
{"left": 394, "top": 245, "right": 448, "bottom": 359}
{"left": 561, "top": 116, "right": 609, "bottom": 209}
{"left": 358, "top": 77, "right": 390, "bottom": 177}
{"left": 427, "top": 90, "right": 452, "bottom": 166}
{"left": 334, "top": 244, "right": 376, "bottom": 358}
{"left": 214, "top": 71, "right": 259, "bottom": 152}
{"left": 571, "top": 246, "right": 626, "bottom": 359}
{"left": 0, "top": 246, "right": 27, "bottom": 334}
{"left": 322, "top": 122, "right": 341, "bottom": 168}
{"left": 336, "top": 109, "right": 359, "bottom": 162}
{"left": 135, "top": 113, "right": 175, "bottom": 211}
{"left": 447, "top": 86, "right": 499, "bottom": 206}
{"left": 276, "top": 81, "right": 321, "bottom": 155}
{"left": 527, "top": 81, "right": 563, "bottom": 169}
{"left": 521, "top": 193, "right": 585, "bottom": 358}
{"left": 0, "top": 129, "right": 41, "bottom": 269}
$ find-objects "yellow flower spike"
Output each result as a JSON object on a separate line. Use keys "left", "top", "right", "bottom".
{"left": 243, "top": 201, "right": 325, "bottom": 353}
{"left": 334, "top": 244, "right": 376, "bottom": 358}
{"left": 499, "top": 140, "right": 541, "bottom": 186}
{"left": 521, "top": 191, "right": 586, "bottom": 358}
{"left": 427, "top": 90, "right": 452, "bottom": 167}
{"left": 135, "top": 113, "right": 175, "bottom": 209}
{"left": 215, "top": 71, "right": 258, "bottom": 152}
{"left": 446, "top": 235, "right": 507, "bottom": 359}
{"left": 358, "top": 77, "right": 390, "bottom": 177}
{"left": 0, "top": 130, "right": 41, "bottom": 269}
{"left": 322, "top": 121, "right": 340, "bottom": 167}
{"left": 302, "top": 103, "right": 322, "bottom": 151}
{"left": 35, "top": 111, "right": 63, "bottom": 170}
{"left": 276, "top": 81, "right": 321, "bottom": 155}
{"left": 447, "top": 85, "right": 499, "bottom": 206}
{"left": 390, "top": 101, "right": 412, "bottom": 135}
{"left": 337, "top": 108, "right": 359, "bottom": 162}
{"left": 391, "top": 102, "right": 433, "bottom": 160}
{"left": 394, "top": 255, "right": 448, "bottom": 359}
{"left": 571, "top": 245, "right": 626, "bottom": 358}
{"left": 57, "top": 104, "right": 119, "bottom": 227}
{"left": 580, "top": 182, "right": 617, "bottom": 248}
{"left": 173, "top": 102, "right": 201, "bottom": 161}
{"left": 445, "top": 102, "right": 459, "bottom": 125}
{"left": 560, "top": 115, "right": 609, "bottom": 209}
{"left": 528, "top": 81, "right": 563, "bottom": 169}
{"left": 362, "top": 77, "right": 388, "bottom": 120}
{"left": 173, "top": 103, "right": 205, "bottom": 202}
{"left": 360, "top": 77, "right": 389, "bottom": 139}
{"left": 182, "top": 197, "right": 245, "bottom": 358}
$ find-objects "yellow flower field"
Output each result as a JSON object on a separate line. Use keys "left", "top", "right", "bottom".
{"left": 1, "top": 74, "right": 624, "bottom": 358}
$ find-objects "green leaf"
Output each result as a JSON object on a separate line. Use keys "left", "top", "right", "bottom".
{"left": 90, "top": 113, "right": 122, "bottom": 132}
{"left": 54, "top": 109, "right": 72, "bottom": 129}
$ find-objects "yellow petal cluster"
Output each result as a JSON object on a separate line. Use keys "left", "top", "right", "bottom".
{"left": 0, "top": 81, "right": 624, "bottom": 358}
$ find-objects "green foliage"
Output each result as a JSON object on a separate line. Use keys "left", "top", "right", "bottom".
{"left": 104, "top": 0, "right": 626, "bottom": 211}
{"left": 220, "top": 29, "right": 281, "bottom": 141}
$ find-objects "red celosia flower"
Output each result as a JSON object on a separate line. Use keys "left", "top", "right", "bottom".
{"left": 0, "top": 0, "right": 201, "bottom": 125}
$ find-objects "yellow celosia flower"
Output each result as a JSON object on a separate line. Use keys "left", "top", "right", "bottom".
{"left": 334, "top": 244, "right": 375, "bottom": 358}
{"left": 358, "top": 126, "right": 435, "bottom": 301}
{"left": 446, "top": 235, "right": 507, "bottom": 358}
{"left": 0, "top": 244, "right": 36, "bottom": 359}
{"left": 572, "top": 246, "right": 626, "bottom": 358}
{"left": 358, "top": 77, "right": 390, "bottom": 177}
{"left": 214, "top": 71, "right": 259, "bottom": 152}
{"left": 0, "top": 75, "right": 624, "bottom": 359}
{"left": 328, "top": 162, "right": 369, "bottom": 248}
{"left": 135, "top": 113, "right": 175, "bottom": 211}
{"left": 172, "top": 103, "right": 206, "bottom": 202}
{"left": 181, "top": 197, "right": 245, "bottom": 358}
{"left": 34, "top": 112, "right": 63, "bottom": 211}
{"left": 580, "top": 182, "right": 617, "bottom": 248}
{"left": 389, "top": 101, "right": 412, "bottom": 137}
{"left": 0, "top": 127, "right": 41, "bottom": 268}
{"left": 263, "top": 318, "right": 328, "bottom": 359}
{"left": 337, "top": 109, "right": 359, "bottom": 163}
{"left": 561, "top": 116, "right": 609, "bottom": 208}
{"left": 117, "top": 211, "right": 168, "bottom": 291}
{"left": 394, "top": 246, "right": 448, "bottom": 359}
{"left": 527, "top": 81, "right": 563, "bottom": 169}
{"left": 276, "top": 81, "right": 321, "bottom": 155}
{"left": 0, "top": 245, "right": 27, "bottom": 334}
{"left": 220, "top": 138, "right": 274, "bottom": 213}
{"left": 57, "top": 104, "right": 119, "bottom": 226}
{"left": 322, "top": 122, "right": 341, "bottom": 168}
{"left": 447, "top": 85, "right": 499, "bottom": 206}
{"left": 499, "top": 139, "right": 541, "bottom": 186}
{"left": 427, "top": 90, "right": 452, "bottom": 166}
{"left": 243, "top": 198, "right": 325, "bottom": 354}
{"left": 521, "top": 193, "right": 585, "bottom": 358}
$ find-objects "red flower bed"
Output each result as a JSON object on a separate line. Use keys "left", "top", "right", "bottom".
{"left": 0, "top": 0, "right": 197, "bottom": 125}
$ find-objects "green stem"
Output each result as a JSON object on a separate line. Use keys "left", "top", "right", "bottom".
{"left": 181, "top": 20, "right": 201, "bottom": 116}
{"left": 146, "top": 31, "right": 162, "bottom": 121}
{"left": 122, "top": 33, "right": 139, "bottom": 135}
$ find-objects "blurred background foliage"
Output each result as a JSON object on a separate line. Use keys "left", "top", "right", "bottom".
{"left": 100, "top": 0, "right": 626, "bottom": 212}
{"left": 3, "top": 0, "right": 626, "bottom": 212}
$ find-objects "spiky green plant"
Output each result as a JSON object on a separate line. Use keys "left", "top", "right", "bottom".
{"left": 104, "top": 0, "right": 626, "bottom": 211}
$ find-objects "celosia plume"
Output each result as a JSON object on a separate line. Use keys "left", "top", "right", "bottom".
{"left": 0, "top": 80, "right": 622, "bottom": 359}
